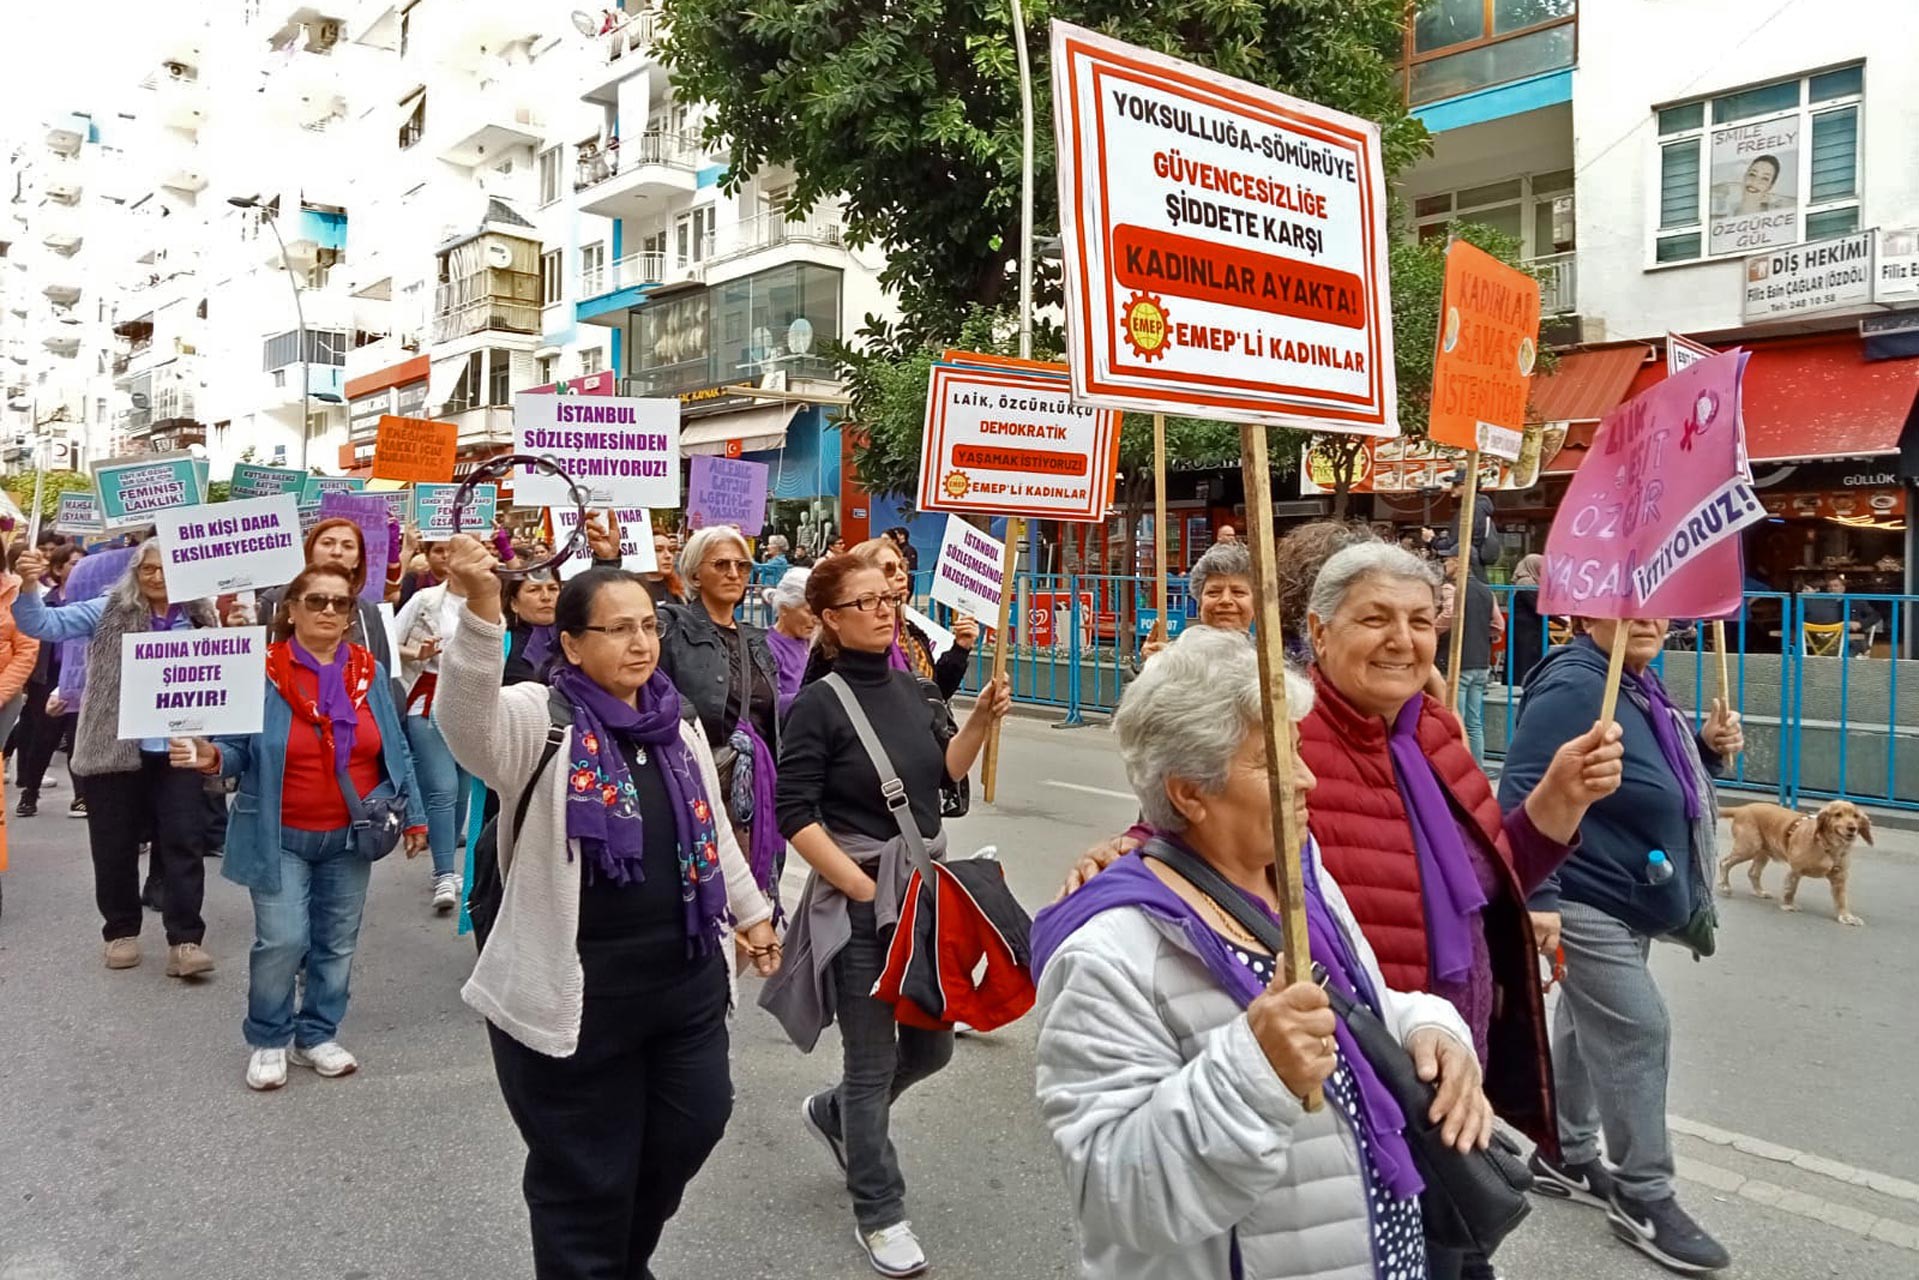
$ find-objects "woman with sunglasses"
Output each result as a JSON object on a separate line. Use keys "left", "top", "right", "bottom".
{"left": 433, "top": 536, "right": 778, "bottom": 1280}
{"left": 657, "top": 525, "right": 785, "bottom": 909}
{"left": 765, "top": 550, "right": 1010, "bottom": 1277}
{"left": 169, "top": 565, "right": 426, "bottom": 1090}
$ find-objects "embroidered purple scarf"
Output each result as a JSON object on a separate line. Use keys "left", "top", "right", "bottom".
{"left": 1388, "top": 697, "right": 1486, "bottom": 984}
{"left": 549, "top": 663, "right": 729, "bottom": 954}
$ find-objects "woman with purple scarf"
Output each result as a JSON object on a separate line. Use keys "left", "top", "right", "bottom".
{"left": 166, "top": 564, "right": 426, "bottom": 1090}
{"left": 657, "top": 525, "right": 787, "bottom": 912}
{"left": 1033, "top": 627, "right": 1492, "bottom": 1280}
{"left": 433, "top": 537, "right": 778, "bottom": 1280}
{"left": 1499, "top": 619, "right": 1742, "bottom": 1275}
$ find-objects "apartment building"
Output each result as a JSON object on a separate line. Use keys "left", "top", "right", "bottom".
{"left": 1395, "top": 0, "right": 1919, "bottom": 592}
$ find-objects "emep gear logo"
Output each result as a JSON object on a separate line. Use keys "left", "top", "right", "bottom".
{"left": 943, "top": 470, "right": 972, "bottom": 499}
{"left": 1120, "top": 291, "right": 1170, "bottom": 361}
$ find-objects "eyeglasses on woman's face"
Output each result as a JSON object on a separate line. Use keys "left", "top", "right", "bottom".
{"left": 297, "top": 592, "right": 355, "bottom": 615}
{"left": 577, "top": 616, "right": 661, "bottom": 646}
{"left": 831, "top": 591, "right": 906, "bottom": 615}
{"left": 702, "top": 557, "right": 753, "bottom": 578}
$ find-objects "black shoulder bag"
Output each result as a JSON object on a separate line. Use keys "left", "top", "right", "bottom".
{"left": 313, "top": 723, "right": 409, "bottom": 863}
{"left": 466, "top": 688, "right": 574, "bottom": 950}
{"left": 1138, "top": 837, "right": 1534, "bottom": 1257}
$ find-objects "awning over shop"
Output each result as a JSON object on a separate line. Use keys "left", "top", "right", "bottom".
{"left": 1545, "top": 336, "right": 1919, "bottom": 473}
{"left": 679, "top": 403, "right": 801, "bottom": 457}
{"left": 1526, "top": 344, "right": 1651, "bottom": 424}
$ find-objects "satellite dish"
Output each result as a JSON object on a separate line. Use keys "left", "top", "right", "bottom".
{"left": 485, "top": 241, "right": 513, "bottom": 269}
{"left": 571, "top": 10, "right": 600, "bottom": 36}
{"left": 787, "top": 316, "right": 815, "bottom": 355}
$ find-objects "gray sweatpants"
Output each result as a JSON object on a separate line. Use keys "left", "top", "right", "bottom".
{"left": 1551, "top": 898, "right": 1676, "bottom": 1201}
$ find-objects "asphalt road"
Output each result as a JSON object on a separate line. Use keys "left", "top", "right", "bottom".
{"left": 2, "top": 716, "right": 1916, "bottom": 1279}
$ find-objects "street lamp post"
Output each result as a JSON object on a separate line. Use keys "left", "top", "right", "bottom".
{"left": 229, "top": 196, "right": 314, "bottom": 472}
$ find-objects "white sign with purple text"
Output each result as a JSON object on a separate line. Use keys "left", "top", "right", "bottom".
{"left": 118, "top": 625, "right": 267, "bottom": 740}
{"left": 153, "top": 494, "right": 307, "bottom": 601}
{"left": 550, "top": 507, "right": 659, "bottom": 580}
{"left": 514, "top": 392, "right": 681, "bottom": 507}
{"left": 928, "top": 517, "right": 1006, "bottom": 622}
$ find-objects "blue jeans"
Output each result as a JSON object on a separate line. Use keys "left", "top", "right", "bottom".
{"left": 406, "top": 714, "right": 470, "bottom": 876}
{"left": 1459, "top": 667, "right": 1489, "bottom": 762}
{"left": 245, "top": 825, "right": 373, "bottom": 1049}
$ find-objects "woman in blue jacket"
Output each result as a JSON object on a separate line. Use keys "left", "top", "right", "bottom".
{"left": 1498, "top": 618, "right": 1743, "bottom": 1275}
{"left": 170, "top": 564, "right": 426, "bottom": 1092}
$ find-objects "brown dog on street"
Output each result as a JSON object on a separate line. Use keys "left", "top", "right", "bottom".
{"left": 1719, "top": 800, "right": 1873, "bottom": 926}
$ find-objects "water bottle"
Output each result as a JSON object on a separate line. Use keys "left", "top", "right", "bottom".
{"left": 1645, "top": 849, "right": 1675, "bottom": 885}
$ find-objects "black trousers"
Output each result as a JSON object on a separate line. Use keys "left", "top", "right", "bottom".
{"left": 84, "top": 755, "right": 208, "bottom": 945}
{"left": 488, "top": 955, "right": 732, "bottom": 1280}
{"left": 14, "top": 684, "right": 76, "bottom": 796}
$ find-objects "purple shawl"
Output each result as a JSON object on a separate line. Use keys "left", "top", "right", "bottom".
{"left": 729, "top": 720, "right": 784, "bottom": 907}
{"left": 1389, "top": 698, "right": 1487, "bottom": 984}
{"left": 519, "top": 623, "right": 558, "bottom": 671}
{"left": 289, "top": 637, "right": 358, "bottom": 770}
{"left": 1623, "top": 663, "right": 1701, "bottom": 822}
{"left": 1031, "top": 841, "right": 1423, "bottom": 1200}
{"left": 548, "top": 663, "right": 729, "bottom": 955}
{"left": 765, "top": 627, "right": 810, "bottom": 714}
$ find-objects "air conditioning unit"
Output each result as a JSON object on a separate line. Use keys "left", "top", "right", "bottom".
{"left": 672, "top": 265, "right": 703, "bottom": 285}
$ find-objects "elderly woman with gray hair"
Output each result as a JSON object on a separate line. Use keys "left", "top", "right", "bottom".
{"left": 761, "top": 566, "right": 813, "bottom": 714}
{"left": 13, "top": 540, "right": 220, "bottom": 977}
{"left": 657, "top": 524, "right": 785, "bottom": 905}
{"left": 1033, "top": 626, "right": 1491, "bottom": 1280}
{"left": 1141, "top": 539, "right": 1255, "bottom": 660}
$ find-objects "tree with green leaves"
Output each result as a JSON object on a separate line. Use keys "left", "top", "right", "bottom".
{"left": 660, "top": 0, "right": 1424, "bottom": 339}
{"left": 1, "top": 470, "right": 93, "bottom": 520}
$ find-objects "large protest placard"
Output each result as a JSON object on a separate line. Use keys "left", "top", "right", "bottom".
{"left": 686, "top": 456, "right": 769, "bottom": 535}
{"left": 1427, "top": 241, "right": 1541, "bottom": 461}
{"left": 917, "top": 360, "right": 1123, "bottom": 522}
{"left": 550, "top": 508, "right": 658, "bottom": 579}
{"left": 928, "top": 517, "right": 1006, "bottom": 622}
{"left": 118, "top": 625, "right": 267, "bottom": 740}
{"left": 92, "top": 452, "right": 206, "bottom": 529}
{"left": 53, "top": 491, "right": 102, "bottom": 535}
{"left": 302, "top": 474, "right": 368, "bottom": 503}
{"left": 513, "top": 392, "right": 680, "bottom": 507}
{"left": 414, "top": 482, "right": 494, "bottom": 540}
{"left": 153, "top": 494, "right": 306, "bottom": 601}
{"left": 1539, "top": 351, "right": 1763, "bottom": 620}
{"left": 318, "top": 491, "right": 393, "bottom": 603}
{"left": 1051, "top": 23, "right": 1395, "bottom": 432}
{"left": 229, "top": 463, "right": 308, "bottom": 501}
{"left": 371, "top": 414, "right": 457, "bottom": 483}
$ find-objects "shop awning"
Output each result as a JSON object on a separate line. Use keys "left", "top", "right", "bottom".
{"left": 1545, "top": 336, "right": 1919, "bottom": 473}
{"left": 679, "top": 403, "right": 801, "bottom": 457}
{"left": 1526, "top": 344, "right": 1652, "bottom": 424}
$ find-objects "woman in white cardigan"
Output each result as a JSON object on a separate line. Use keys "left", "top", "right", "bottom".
{"left": 434, "top": 535, "right": 778, "bottom": 1280}
{"left": 1031, "top": 628, "right": 1493, "bottom": 1280}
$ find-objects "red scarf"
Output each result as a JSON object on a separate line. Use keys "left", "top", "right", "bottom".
{"left": 266, "top": 640, "right": 377, "bottom": 767}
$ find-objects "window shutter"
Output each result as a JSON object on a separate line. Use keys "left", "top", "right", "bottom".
{"left": 1809, "top": 107, "right": 1858, "bottom": 203}
{"left": 1659, "top": 141, "right": 1701, "bottom": 228}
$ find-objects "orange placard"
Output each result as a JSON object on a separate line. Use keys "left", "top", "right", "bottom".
{"left": 1427, "top": 241, "right": 1542, "bottom": 459}
{"left": 371, "top": 414, "right": 457, "bottom": 483}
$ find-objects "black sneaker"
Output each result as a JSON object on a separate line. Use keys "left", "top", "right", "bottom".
{"left": 801, "top": 1090, "right": 847, "bottom": 1172}
{"left": 68, "top": 796, "right": 87, "bottom": 820}
{"left": 15, "top": 790, "right": 37, "bottom": 818}
{"left": 1529, "top": 1149, "right": 1617, "bottom": 1210}
{"left": 1608, "top": 1191, "right": 1731, "bottom": 1273}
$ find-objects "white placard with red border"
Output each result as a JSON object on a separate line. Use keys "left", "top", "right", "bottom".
{"left": 917, "top": 361, "right": 1121, "bottom": 522}
{"left": 1050, "top": 22, "right": 1396, "bottom": 433}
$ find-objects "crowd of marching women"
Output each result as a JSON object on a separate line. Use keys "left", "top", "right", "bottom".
{"left": 0, "top": 510, "right": 1745, "bottom": 1280}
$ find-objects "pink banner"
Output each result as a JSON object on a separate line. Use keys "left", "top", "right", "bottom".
{"left": 1539, "top": 351, "right": 1762, "bottom": 621}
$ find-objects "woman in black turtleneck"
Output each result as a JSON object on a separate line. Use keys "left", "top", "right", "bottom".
{"left": 501, "top": 570, "right": 561, "bottom": 686}
{"left": 770, "top": 551, "right": 1009, "bottom": 1276}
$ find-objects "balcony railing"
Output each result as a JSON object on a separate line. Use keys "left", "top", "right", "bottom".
{"left": 573, "top": 132, "right": 697, "bottom": 193}
{"left": 598, "top": 8, "right": 660, "bottom": 65}
{"left": 1527, "top": 251, "right": 1577, "bottom": 315}
{"left": 711, "top": 208, "right": 845, "bottom": 264}
{"left": 429, "top": 293, "right": 540, "bottom": 344}
{"left": 581, "top": 250, "right": 670, "bottom": 299}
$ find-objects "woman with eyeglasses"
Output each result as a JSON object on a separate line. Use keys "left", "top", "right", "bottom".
{"left": 393, "top": 542, "right": 473, "bottom": 914}
{"left": 167, "top": 565, "right": 426, "bottom": 1090}
{"left": 764, "top": 550, "right": 1010, "bottom": 1277}
{"left": 432, "top": 536, "right": 778, "bottom": 1280}
{"left": 12, "top": 541, "right": 220, "bottom": 979}
{"left": 657, "top": 525, "right": 785, "bottom": 909}
{"left": 843, "top": 536, "right": 976, "bottom": 700}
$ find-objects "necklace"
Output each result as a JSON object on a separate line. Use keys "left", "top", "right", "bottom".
{"left": 1196, "top": 890, "right": 1265, "bottom": 950}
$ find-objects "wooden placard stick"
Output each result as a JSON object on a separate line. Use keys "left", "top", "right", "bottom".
{"left": 1598, "top": 622, "right": 1632, "bottom": 726}
{"left": 1239, "top": 421, "right": 1321, "bottom": 1113}
{"left": 1712, "top": 620, "right": 1732, "bottom": 702}
{"left": 1151, "top": 413, "right": 1169, "bottom": 646}
{"left": 1444, "top": 452, "right": 1479, "bottom": 713}
{"left": 981, "top": 516, "right": 1022, "bottom": 804}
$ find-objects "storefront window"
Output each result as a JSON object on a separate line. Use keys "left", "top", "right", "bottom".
{"left": 628, "top": 264, "right": 843, "bottom": 393}
{"left": 632, "top": 289, "right": 712, "bottom": 396}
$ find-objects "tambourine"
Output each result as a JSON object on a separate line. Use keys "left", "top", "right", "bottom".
{"left": 450, "top": 454, "right": 591, "bottom": 580}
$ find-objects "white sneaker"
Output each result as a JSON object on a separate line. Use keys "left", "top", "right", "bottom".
{"left": 246, "top": 1048, "right": 288, "bottom": 1091}
{"left": 289, "top": 1041, "right": 359, "bottom": 1078}
{"left": 431, "top": 872, "right": 460, "bottom": 914}
{"left": 855, "top": 1222, "right": 928, "bottom": 1277}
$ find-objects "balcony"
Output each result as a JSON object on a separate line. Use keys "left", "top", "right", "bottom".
{"left": 40, "top": 217, "right": 83, "bottom": 254}
{"left": 706, "top": 208, "right": 848, "bottom": 282}
{"left": 581, "top": 250, "right": 667, "bottom": 301}
{"left": 151, "top": 65, "right": 208, "bottom": 133}
{"left": 46, "top": 113, "right": 88, "bottom": 155}
{"left": 436, "top": 405, "right": 515, "bottom": 448}
{"left": 42, "top": 279, "right": 81, "bottom": 306}
{"left": 263, "top": 207, "right": 349, "bottom": 271}
{"left": 580, "top": 8, "right": 670, "bottom": 107}
{"left": 158, "top": 145, "right": 208, "bottom": 194}
{"left": 429, "top": 90, "right": 543, "bottom": 168}
{"left": 1528, "top": 251, "right": 1576, "bottom": 316}
{"left": 575, "top": 132, "right": 698, "bottom": 221}
{"left": 1406, "top": 2, "right": 1577, "bottom": 114}
{"left": 42, "top": 162, "right": 82, "bottom": 205}
{"left": 42, "top": 331, "right": 80, "bottom": 356}
{"left": 262, "top": 363, "right": 347, "bottom": 407}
